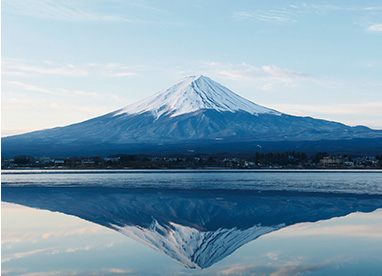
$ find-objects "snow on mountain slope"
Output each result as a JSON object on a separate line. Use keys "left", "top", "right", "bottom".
{"left": 115, "top": 75, "right": 280, "bottom": 119}
{"left": 114, "top": 219, "right": 281, "bottom": 269}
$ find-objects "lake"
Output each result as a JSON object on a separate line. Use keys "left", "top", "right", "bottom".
{"left": 2, "top": 170, "right": 382, "bottom": 275}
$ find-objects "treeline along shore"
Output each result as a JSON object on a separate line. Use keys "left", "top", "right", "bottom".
{"left": 2, "top": 152, "right": 382, "bottom": 170}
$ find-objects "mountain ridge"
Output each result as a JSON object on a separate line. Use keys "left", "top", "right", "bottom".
{"left": 2, "top": 75, "right": 382, "bottom": 157}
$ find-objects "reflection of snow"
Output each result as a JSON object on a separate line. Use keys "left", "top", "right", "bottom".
{"left": 114, "top": 219, "right": 282, "bottom": 269}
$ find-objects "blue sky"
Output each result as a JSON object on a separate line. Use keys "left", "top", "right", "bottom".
{"left": 2, "top": 0, "right": 382, "bottom": 136}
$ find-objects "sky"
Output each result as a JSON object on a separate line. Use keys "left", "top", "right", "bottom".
{"left": 2, "top": 0, "right": 382, "bottom": 136}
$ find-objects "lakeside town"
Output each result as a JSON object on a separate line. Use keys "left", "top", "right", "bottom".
{"left": 2, "top": 152, "right": 382, "bottom": 170}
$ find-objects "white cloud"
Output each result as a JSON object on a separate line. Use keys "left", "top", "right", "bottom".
{"left": 63, "top": 89, "right": 98, "bottom": 97}
{"left": 8, "top": 81, "right": 59, "bottom": 95}
{"left": 2, "top": 224, "right": 108, "bottom": 244}
{"left": 2, "top": 0, "right": 131, "bottom": 22}
{"left": 266, "top": 102, "right": 382, "bottom": 129}
{"left": 270, "top": 264, "right": 323, "bottom": 276}
{"left": 232, "top": 11, "right": 255, "bottom": 20}
{"left": 108, "top": 268, "right": 134, "bottom": 274}
{"left": 41, "top": 226, "right": 107, "bottom": 239}
{"left": 3, "top": 59, "right": 89, "bottom": 77}
{"left": 270, "top": 103, "right": 382, "bottom": 116}
{"left": 233, "top": 4, "right": 382, "bottom": 24}
{"left": 363, "top": 7, "right": 382, "bottom": 11}
{"left": 2, "top": 248, "right": 49, "bottom": 263}
{"left": 2, "top": 0, "right": 181, "bottom": 25}
{"left": 63, "top": 246, "right": 91, "bottom": 253}
{"left": 367, "top": 24, "right": 382, "bottom": 32}
{"left": 233, "top": 9, "right": 295, "bottom": 23}
{"left": 1, "top": 231, "right": 35, "bottom": 244}
{"left": 114, "top": 72, "right": 138, "bottom": 77}
{"left": 2, "top": 58, "right": 141, "bottom": 78}
{"left": 276, "top": 223, "right": 382, "bottom": 238}
{"left": 200, "top": 61, "right": 319, "bottom": 89}
{"left": 2, "top": 245, "right": 96, "bottom": 264}
{"left": 275, "top": 210, "right": 382, "bottom": 238}
{"left": 261, "top": 65, "right": 305, "bottom": 78}
{"left": 1, "top": 90, "right": 120, "bottom": 136}
{"left": 7, "top": 81, "right": 98, "bottom": 97}
{"left": 219, "top": 262, "right": 323, "bottom": 276}
{"left": 17, "top": 272, "right": 70, "bottom": 276}
{"left": 2, "top": 58, "right": 321, "bottom": 89}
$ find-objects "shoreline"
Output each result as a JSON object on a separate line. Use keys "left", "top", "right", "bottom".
{"left": 2, "top": 168, "right": 382, "bottom": 172}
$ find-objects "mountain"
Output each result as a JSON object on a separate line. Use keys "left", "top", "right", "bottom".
{"left": 2, "top": 75, "right": 382, "bottom": 157}
{"left": 116, "top": 75, "right": 280, "bottom": 118}
{"left": 2, "top": 187, "right": 382, "bottom": 268}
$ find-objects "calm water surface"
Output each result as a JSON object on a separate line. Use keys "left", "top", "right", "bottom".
{"left": 3, "top": 169, "right": 382, "bottom": 194}
{"left": 2, "top": 170, "right": 382, "bottom": 275}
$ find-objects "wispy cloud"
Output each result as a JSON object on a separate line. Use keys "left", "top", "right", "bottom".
{"left": 16, "top": 272, "right": 73, "bottom": 276}
{"left": 2, "top": 245, "right": 94, "bottom": 264}
{"left": 3, "top": 97, "right": 114, "bottom": 116}
{"left": 275, "top": 212, "right": 382, "bottom": 238}
{"left": 41, "top": 226, "right": 106, "bottom": 240}
{"left": 2, "top": 248, "right": 49, "bottom": 263}
{"left": 1, "top": 89, "right": 120, "bottom": 136}
{"left": 262, "top": 65, "right": 310, "bottom": 79}
{"left": 201, "top": 61, "right": 321, "bottom": 90}
{"left": 2, "top": 58, "right": 321, "bottom": 88}
{"left": 282, "top": 224, "right": 382, "bottom": 238}
{"left": 7, "top": 81, "right": 98, "bottom": 97}
{"left": 62, "top": 246, "right": 91, "bottom": 253}
{"left": 7, "top": 81, "right": 60, "bottom": 95}
{"left": 3, "top": 0, "right": 133, "bottom": 22}
{"left": 2, "top": 0, "right": 181, "bottom": 25}
{"left": 1, "top": 231, "right": 36, "bottom": 244}
{"left": 8, "top": 268, "right": 135, "bottom": 276}
{"left": 367, "top": 24, "right": 382, "bottom": 32}
{"left": 219, "top": 262, "right": 323, "bottom": 276}
{"left": 233, "top": 8, "right": 295, "bottom": 23}
{"left": 108, "top": 268, "right": 134, "bottom": 274}
{"left": 207, "top": 62, "right": 308, "bottom": 79}
{"left": 291, "top": 3, "right": 382, "bottom": 13}
{"left": 233, "top": 4, "right": 382, "bottom": 24}
{"left": 3, "top": 59, "right": 89, "bottom": 77}
{"left": 270, "top": 264, "right": 323, "bottom": 276}
{"left": 270, "top": 102, "right": 382, "bottom": 117}
{"left": 114, "top": 72, "right": 139, "bottom": 77}
{"left": 2, "top": 58, "right": 139, "bottom": 78}
{"left": 2, "top": 224, "right": 107, "bottom": 244}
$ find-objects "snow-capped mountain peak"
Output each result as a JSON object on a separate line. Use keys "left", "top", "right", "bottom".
{"left": 115, "top": 75, "right": 280, "bottom": 119}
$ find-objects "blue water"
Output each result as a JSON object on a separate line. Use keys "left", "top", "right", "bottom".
{"left": 2, "top": 170, "right": 382, "bottom": 275}
{"left": 2, "top": 169, "right": 382, "bottom": 194}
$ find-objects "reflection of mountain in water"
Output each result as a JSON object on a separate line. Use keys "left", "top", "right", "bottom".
{"left": 2, "top": 187, "right": 382, "bottom": 269}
